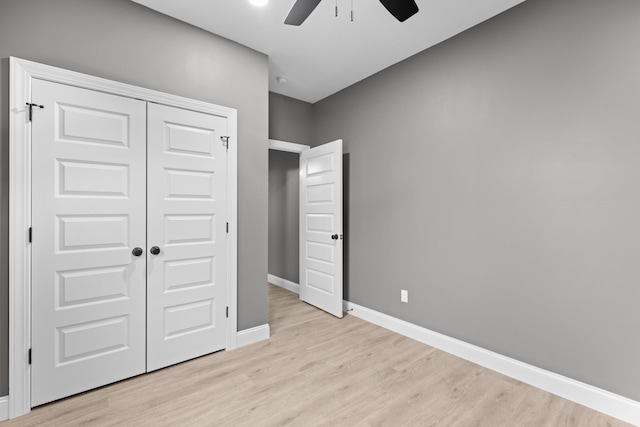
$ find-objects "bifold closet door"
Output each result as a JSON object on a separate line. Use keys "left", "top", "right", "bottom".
{"left": 146, "top": 103, "right": 228, "bottom": 372}
{"left": 31, "top": 79, "right": 147, "bottom": 406}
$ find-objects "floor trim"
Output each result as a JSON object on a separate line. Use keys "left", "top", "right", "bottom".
{"left": 268, "top": 274, "right": 300, "bottom": 294}
{"left": 343, "top": 300, "right": 640, "bottom": 426}
{"left": 0, "top": 396, "right": 8, "bottom": 421}
{"left": 236, "top": 324, "right": 271, "bottom": 348}
{"left": 267, "top": 281, "right": 640, "bottom": 424}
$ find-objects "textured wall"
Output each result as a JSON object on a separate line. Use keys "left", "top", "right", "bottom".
{"left": 313, "top": 0, "right": 640, "bottom": 401}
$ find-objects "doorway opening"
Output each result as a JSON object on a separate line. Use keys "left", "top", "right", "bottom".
{"left": 267, "top": 139, "right": 344, "bottom": 317}
{"left": 268, "top": 139, "right": 309, "bottom": 294}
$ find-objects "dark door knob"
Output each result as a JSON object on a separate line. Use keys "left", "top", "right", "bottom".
{"left": 150, "top": 246, "right": 161, "bottom": 255}
{"left": 132, "top": 247, "right": 143, "bottom": 257}
{"left": 331, "top": 234, "right": 339, "bottom": 240}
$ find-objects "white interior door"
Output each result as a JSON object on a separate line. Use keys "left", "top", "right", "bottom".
{"left": 146, "top": 103, "right": 228, "bottom": 371}
{"left": 31, "top": 81, "right": 230, "bottom": 404}
{"left": 31, "top": 79, "right": 147, "bottom": 406}
{"left": 299, "top": 139, "right": 343, "bottom": 318}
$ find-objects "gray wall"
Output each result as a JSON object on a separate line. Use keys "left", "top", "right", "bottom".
{"left": 268, "top": 151, "right": 300, "bottom": 283}
{"left": 0, "top": 0, "right": 269, "bottom": 396}
{"left": 268, "top": 93, "right": 314, "bottom": 283}
{"left": 269, "top": 92, "right": 314, "bottom": 144}
{"left": 313, "top": 0, "right": 640, "bottom": 401}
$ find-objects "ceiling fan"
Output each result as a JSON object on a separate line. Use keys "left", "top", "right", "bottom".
{"left": 285, "top": 0, "right": 419, "bottom": 25}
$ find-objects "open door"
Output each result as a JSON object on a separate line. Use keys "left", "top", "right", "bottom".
{"left": 299, "top": 139, "right": 343, "bottom": 318}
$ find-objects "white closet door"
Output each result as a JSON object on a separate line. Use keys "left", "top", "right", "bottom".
{"left": 31, "top": 79, "right": 147, "bottom": 406}
{"left": 146, "top": 103, "right": 228, "bottom": 371}
{"left": 299, "top": 139, "right": 343, "bottom": 318}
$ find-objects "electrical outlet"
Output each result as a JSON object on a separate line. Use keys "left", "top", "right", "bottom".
{"left": 401, "top": 289, "right": 408, "bottom": 303}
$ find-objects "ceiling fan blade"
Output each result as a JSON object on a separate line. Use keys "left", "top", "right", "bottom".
{"left": 378, "top": 0, "right": 419, "bottom": 22}
{"left": 285, "top": 0, "right": 322, "bottom": 26}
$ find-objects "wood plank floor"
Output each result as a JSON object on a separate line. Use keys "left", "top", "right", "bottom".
{"left": 5, "top": 284, "right": 631, "bottom": 426}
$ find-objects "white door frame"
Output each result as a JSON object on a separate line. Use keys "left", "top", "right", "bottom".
{"left": 268, "top": 139, "right": 310, "bottom": 154}
{"left": 8, "top": 57, "right": 238, "bottom": 418}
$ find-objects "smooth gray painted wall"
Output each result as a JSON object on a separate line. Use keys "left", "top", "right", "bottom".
{"left": 269, "top": 92, "right": 314, "bottom": 144}
{"left": 268, "top": 93, "right": 313, "bottom": 283}
{"left": 313, "top": 0, "right": 640, "bottom": 401}
{"left": 268, "top": 151, "right": 300, "bottom": 283}
{"left": 0, "top": 0, "right": 269, "bottom": 396}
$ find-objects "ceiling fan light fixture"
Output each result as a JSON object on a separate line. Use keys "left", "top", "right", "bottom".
{"left": 284, "top": 0, "right": 419, "bottom": 25}
{"left": 249, "top": 0, "right": 269, "bottom": 7}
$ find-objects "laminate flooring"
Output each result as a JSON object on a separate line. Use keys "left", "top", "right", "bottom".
{"left": 5, "top": 284, "right": 631, "bottom": 426}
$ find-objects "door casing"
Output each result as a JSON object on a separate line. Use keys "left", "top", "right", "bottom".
{"left": 8, "top": 57, "right": 238, "bottom": 418}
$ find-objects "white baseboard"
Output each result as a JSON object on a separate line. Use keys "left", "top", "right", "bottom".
{"left": 268, "top": 274, "right": 300, "bottom": 294}
{"left": 0, "top": 396, "right": 8, "bottom": 421}
{"left": 265, "top": 274, "right": 640, "bottom": 424}
{"left": 343, "top": 301, "right": 640, "bottom": 426}
{"left": 236, "top": 324, "right": 270, "bottom": 348}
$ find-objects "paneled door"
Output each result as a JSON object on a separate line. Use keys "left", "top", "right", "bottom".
{"left": 146, "top": 104, "right": 228, "bottom": 371}
{"left": 299, "top": 140, "right": 343, "bottom": 318}
{"left": 31, "top": 80, "right": 229, "bottom": 405}
{"left": 31, "top": 79, "right": 147, "bottom": 406}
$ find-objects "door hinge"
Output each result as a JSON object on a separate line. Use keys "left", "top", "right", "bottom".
{"left": 226, "top": 306, "right": 229, "bottom": 318}
{"left": 26, "top": 102, "right": 44, "bottom": 121}
{"left": 29, "top": 227, "right": 32, "bottom": 243}
{"left": 226, "top": 222, "right": 229, "bottom": 234}
{"left": 220, "top": 136, "right": 230, "bottom": 150}
{"left": 28, "top": 348, "right": 32, "bottom": 365}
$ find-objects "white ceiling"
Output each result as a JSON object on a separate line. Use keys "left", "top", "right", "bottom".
{"left": 132, "top": 0, "right": 525, "bottom": 103}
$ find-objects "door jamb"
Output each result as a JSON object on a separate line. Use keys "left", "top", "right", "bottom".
{"left": 8, "top": 57, "right": 239, "bottom": 418}
{"left": 268, "top": 139, "right": 310, "bottom": 154}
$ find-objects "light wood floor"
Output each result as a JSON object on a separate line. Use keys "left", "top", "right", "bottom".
{"left": 5, "top": 284, "right": 630, "bottom": 426}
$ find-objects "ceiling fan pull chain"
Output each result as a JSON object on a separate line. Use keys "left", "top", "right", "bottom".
{"left": 335, "top": 0, "right": 338, "bottom": 17}
{"left": 351, "top": 0, "right": 354, "bottom": 21}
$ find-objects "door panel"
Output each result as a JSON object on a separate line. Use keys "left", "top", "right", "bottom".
{"left": 31, "top": 79, "right": 147, "bottom": 406}
{"left": 299, "top": 140, "right": 343, "bottom": 318}
{"left": 146, "top": 103, "right": 228, "bottom": 372}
